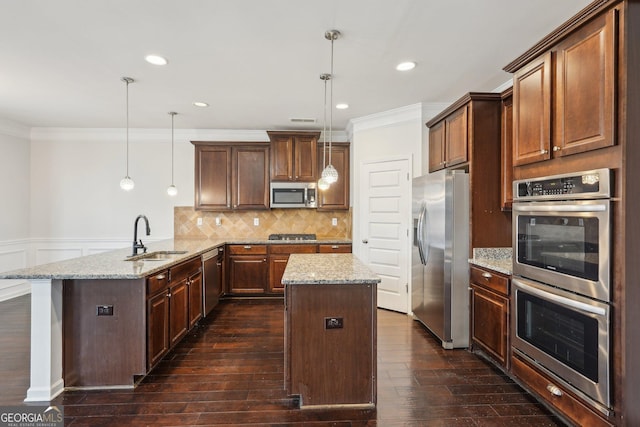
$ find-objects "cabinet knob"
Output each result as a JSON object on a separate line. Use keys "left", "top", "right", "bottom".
{"left": 546, "top": 384, "right": 563, "bottom": 397}
{"left": 553, "top": 146, "right": 561, "bottom": 152}
{"left": 481, "top": 272, "right": 492, "bottom": 279}
{"left": 540, "top": 149, "right": 549, "bottom": 154}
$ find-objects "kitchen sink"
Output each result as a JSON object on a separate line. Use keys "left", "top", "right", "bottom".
{"left": 125, "top": 250, "right": 188, "bottom": 261}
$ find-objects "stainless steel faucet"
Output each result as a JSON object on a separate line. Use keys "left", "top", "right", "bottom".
{"left": 132, "top": 214, "right": 151, "bottom": 256}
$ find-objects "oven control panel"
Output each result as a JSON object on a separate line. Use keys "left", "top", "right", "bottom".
{"left": 514, "top": 168, "right": 611, "bottom": 200}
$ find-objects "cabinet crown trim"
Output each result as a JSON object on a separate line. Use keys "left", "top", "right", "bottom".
{"left": 425, "top": 92, "right": 501, "bottom": 128}
{"left": 503, "top": 0, "right": 614, "bottom": 73}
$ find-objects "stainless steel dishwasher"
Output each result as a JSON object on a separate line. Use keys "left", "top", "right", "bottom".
{"left": 202, "top": 247, "right": 223, "bottom": 316}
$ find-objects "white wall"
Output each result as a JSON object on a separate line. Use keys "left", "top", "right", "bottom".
{"left": 0, "top": 119, "right": 32, "bottom": 299}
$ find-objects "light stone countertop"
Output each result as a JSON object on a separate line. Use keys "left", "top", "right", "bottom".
{"left": 0, "top": 237, "right": 352, "bottom": 280}
{"left": 282, "top": 253, "right": 381, "bottom": 285}
{"left": 468, "top": 247, "right": 513, "bottom": 275}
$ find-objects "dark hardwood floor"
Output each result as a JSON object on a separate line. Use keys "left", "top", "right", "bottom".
{"left": 0, "top": 295, "right": 566, "bottom": 426}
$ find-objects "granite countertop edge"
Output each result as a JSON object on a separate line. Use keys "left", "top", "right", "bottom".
{"left": 282, "top": 254, "right": 381, "bottom": 285}
{"left": 468, "top": 247, "right": 513, "bottom": 276}
{"left": 0, "top": 237, "right": 353, "bottom": 280}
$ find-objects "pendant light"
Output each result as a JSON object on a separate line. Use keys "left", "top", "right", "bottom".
{"left": 318, "top": 73, "right": 331, "bottom": 191}
{"left": 167, "top": 112, "right": 178, "bottom": 196}
{"left": 320, "top": 30, "right": 341, "bottom": 185}
{"left": 119, "top": 77, "right": 135, "bottom": 191}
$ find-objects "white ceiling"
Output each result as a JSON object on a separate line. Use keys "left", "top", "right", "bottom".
{"left": 0, "top": 0, "right": 592, "bottom": 131}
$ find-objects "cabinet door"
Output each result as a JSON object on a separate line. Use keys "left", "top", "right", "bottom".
{"left": 513, "top": 52, "right": 552, "bottom": 166}
{"left": 229, "top": 255, "right": 268, "bottom": 294}
{"left": 147, "top": 290, "right": 169, "bottom": 369}
{"left": 188, "top": 270, "right": 203, "bottom": 329}
{"left": 233, "top": 146, "right": 269, "bottom": 210}
{"left": 294, "top": 134, "right": 318, "bottom": 182}
{"left": 444, "top": 106, "right": 468, "bottom": 167}
{"left": 428, "top": 121, "right": 446, "bottom": 172}
{"left": 317, "top": 143, "right": 349, "bottom": 210}
{"left": 501, "top": 92, "right": 513, "bottom": 210}
{"left": 270, "top": 134, "right": 293, "bottom": 181}
{"left": 470, "top": 284, "right": 509, "bottom": 368}
{"left": 195, "top": 145, "right": 232, "bottom": 210}
{"left": 269, "top": 255, "right": 289, "bottom": 293}
{"left": 554, "top": 10, "right": 616, "bottom": 157}
{"left": 169, "top": 279, "right": 189, "bottom": 347}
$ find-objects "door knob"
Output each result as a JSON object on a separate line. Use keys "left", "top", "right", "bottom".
{"left": 362, "top": 239, "right": 368, "bottom": 244}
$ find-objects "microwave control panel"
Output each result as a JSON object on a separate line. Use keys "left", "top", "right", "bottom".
{"left": 514, "top": 169, "right": 611, "bottom": 201}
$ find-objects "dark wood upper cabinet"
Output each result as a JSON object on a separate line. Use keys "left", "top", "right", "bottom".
{"left": 553, "top": 9, "right": 616, "bottom": 157}
{"left": 428, "top": 121, "right": 446, "bottom": 172}
{"left": 193, "top": 142, "right": 269, "bottom": 211}
{"left": 317, "top": 142, "right": 350, "bottom": 210}
{"left": 501, "top": 89, "right": 513, "bottom": 210}
{"left": 427, "top": 106, "right": 468, "bottom": 172}
{"left": 267, "top": 131, "right": 319, "bottom": 182}
{"left": 512, "top": 52, "right": 552, "bottom": 166}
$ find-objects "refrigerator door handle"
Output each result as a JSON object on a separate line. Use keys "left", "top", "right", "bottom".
{"left": 417, "top": 203, "right": 429, "bottom": 265}
{"left": 416, "top": 204, "right": 425, "bottom": 264}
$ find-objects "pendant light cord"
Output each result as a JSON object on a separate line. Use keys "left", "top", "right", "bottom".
{"left": 328, "top": 36, "right": 334, "bottom": 166}
{"left": 170, "top": 112, "right": 175, "bottom": 185}
{"left": 322, "top": 74, "right": 328, "bottom": 169}
{"left": 125, "top": 79, "right": 130, "bottom": 177}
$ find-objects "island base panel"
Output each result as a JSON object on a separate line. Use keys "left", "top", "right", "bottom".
{"left": 285, "top": 283, "right": 377, "bottom": 408}
{"left": 63, "top": 279, "right": 146, "bottom": 387}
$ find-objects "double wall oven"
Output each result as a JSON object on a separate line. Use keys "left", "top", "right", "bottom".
{"left": 511, "top": 168, "right": 612, "bottom": 415}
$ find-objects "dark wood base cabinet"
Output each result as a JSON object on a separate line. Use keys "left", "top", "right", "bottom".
{"left": 511, "top": 353, "right": 614, "bottom": 427}
{"left": 63, "top": 257, "right": 203, "bottom": 388}
{"left": 285, "top": 283, "right": 376, "bottom": 408}
{"left": 469, "top": 266, "right": 510, "bottom": 369}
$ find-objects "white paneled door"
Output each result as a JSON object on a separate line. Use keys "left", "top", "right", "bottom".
{"left": 359, "top": 158, "right": 411, "bottom": 313}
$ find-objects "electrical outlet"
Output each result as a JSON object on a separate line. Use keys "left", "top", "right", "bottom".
{"left": 215, "top": 217, "right": 221, "bottom": 226}
{"left": 96, "top": 305, "right": 113, "bottom": 316}
{"left": 332, "top": 218, "right": 338, "bottom": 226}
{"left": 324, "top": 317, "right": 343, "bottom": 329}
{"left": 253, "top": 218, "right": 259, "bottom": 226}
{"left": 197, "top": 217, "right": 203, "bottom": 226}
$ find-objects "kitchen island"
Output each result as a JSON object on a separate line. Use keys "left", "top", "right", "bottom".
{"left": 0, "top": 237, "right": 351, "bottom": 402}
{"left": 282, "top": 253, "right": 380, "bottom": 409}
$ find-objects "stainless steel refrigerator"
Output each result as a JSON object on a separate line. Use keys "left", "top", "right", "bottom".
{"left": 412, "top": 169, "right": 470, "bottom": 349}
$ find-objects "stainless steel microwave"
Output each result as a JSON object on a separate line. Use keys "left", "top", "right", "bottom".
{"left": 270, "top": 182, "right": 317, "bottom": 208}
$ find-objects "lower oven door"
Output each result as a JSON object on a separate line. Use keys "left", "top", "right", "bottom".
{"left": 512, "top": 277, "right": 610, "bottom": 411}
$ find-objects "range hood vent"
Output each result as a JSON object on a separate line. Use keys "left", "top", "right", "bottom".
{"left": 289, "top": 117, "right": 317, "bottom": 124}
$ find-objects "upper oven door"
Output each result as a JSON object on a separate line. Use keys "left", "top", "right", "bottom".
{"left": 512, "top": 199, "right": 610, "bottom": 301}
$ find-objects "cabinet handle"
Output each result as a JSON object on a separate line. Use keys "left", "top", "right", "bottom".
{"left": 331, "top": 245, "right": 339, "bottom": 249}
{"left": 546, "top": 384, "right": 563, "bottom": 397}
{"left": 244, "top": 245, "right": 252, "bottom": 249}
{"left": 167, "top": 291, "right": 172, "bottom": 298}
{"left": 540, "top": 149, "right": 549, "bottom": 154}
{"left": 553, "top": 146, "right": 561, "bottom": 152}
{"left": 156, "top": 274, "right": 166, "bottom": 280}
{"left": 481, "top": 272, "right": 492, "bottom": 279}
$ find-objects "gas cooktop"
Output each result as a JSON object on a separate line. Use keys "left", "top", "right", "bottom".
{"left": 268, "top": 233, "right": 317, "bottom": 241}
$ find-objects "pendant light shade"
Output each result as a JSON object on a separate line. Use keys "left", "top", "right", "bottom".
{"left": 167, "top": 112, "right": 178, "bottom": 196}
{"left": 120, "top": 77, "right": 135, "bottom": 191}
{"left": 320, "top": 30, "right": 341, "bottom": 185}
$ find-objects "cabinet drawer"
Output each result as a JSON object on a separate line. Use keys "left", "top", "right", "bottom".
{"left": 470, "top": 266, "right": 509, "bottom": 296}
{"left": 228, "top": 244, "right": 268, "bottom": 255}
{"left": 511, "top": 354, "right": 613, "bottom": 427}
{"left": 269, "top": 244, "right": 317, "bottom": 255}
{"left": 318, "top": 244, "right": 352, "bottom": 253}
{"left": 170, "top": 257, "right": 201, "bottom": 283}
{"left": 147, "top": 271, "right": 169, "bottom": 295}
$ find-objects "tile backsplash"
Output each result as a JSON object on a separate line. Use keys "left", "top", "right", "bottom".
{"left": 174, "top": 206, "right": 351, "bottom": 240}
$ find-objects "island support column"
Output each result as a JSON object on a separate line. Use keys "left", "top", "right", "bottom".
{"left": 25, "top": 279, "right": 64, "bottom": 402}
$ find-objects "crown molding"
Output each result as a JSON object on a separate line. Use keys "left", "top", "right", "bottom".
{"left": 0, "top": 118, "right": 30, "bottom": 139}
{"left": 29, "top": 128, "right": 273, "bottom": 143}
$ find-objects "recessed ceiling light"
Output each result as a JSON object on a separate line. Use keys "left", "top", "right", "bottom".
{"left": 396, "top": 61, "right": 416, "bottom": 71}
{"left": 336, "top": 103, "right": 349, "bottom": 110}
{"left": 145, "top": 54, "right": 168, "bottom": 66}
{"left": 193, "top": 101, "right": 209, "bottom": 108}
